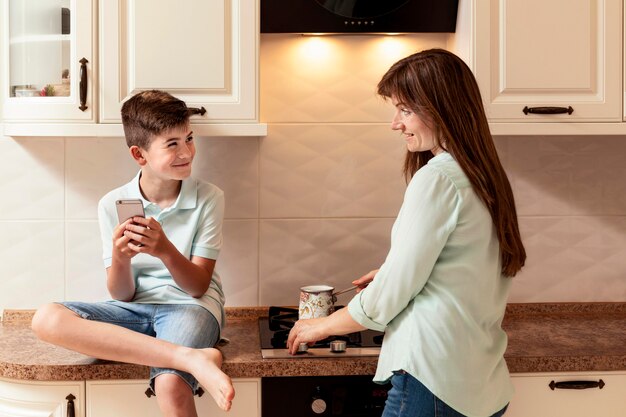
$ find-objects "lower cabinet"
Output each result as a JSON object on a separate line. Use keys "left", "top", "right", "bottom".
{"left": 507, "top": 372, "right": 626, "bottom": 417}
{"left": 86, "top": 378, "right": 260, "bottom": 417}
{"left": 0, "top": 377, "right": 259, "bottom": 417}
{"left": 0, "top": 378, "right": 85, "bottom": 417}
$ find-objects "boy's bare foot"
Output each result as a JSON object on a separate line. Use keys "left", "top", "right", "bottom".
{"left": 190, "top": 348, "right": 235, "bottom": 411}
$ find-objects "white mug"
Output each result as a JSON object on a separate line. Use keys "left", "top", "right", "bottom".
{"left": 298, "top": 285, "right": 335, "bottom": 319}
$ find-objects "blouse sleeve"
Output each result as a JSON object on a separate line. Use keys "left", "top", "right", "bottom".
{"left": 348, "top": 166, "right": 461, "bottom": 331}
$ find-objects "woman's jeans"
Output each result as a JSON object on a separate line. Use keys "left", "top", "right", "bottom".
{"left": 382, "top": 371, "right": 508, "bottom": 417}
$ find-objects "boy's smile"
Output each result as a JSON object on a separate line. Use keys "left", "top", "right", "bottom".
{"left": 138, "top": 124, "right": 196, "bottom": 182}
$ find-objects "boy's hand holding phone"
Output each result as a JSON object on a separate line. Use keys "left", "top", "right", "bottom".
{"left": 122, "top": 216, "right": 175, "bottom": 259}
{"left": 114, "top": 199, "right": 174, "bottom": 259}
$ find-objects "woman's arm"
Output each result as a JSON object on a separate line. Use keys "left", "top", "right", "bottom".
{"left": 287, "top": 307, "right": 366, "bottom": 355}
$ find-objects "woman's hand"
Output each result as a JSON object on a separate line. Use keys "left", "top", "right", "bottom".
{"left": 352, "top": 269, "right": 379, "bottom": 292}
{"left": 122, "top": 216, "right": 174, "bottom": 259}
{"left": 286, "top": 318, "right": 330, "bottom": 355}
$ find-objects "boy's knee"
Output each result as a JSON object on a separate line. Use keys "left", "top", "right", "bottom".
{"left": 31, "top": 303, "right": 67, "bottom": 340}
{"left": 154, "top": 373, "right": 194, "bottom": 407}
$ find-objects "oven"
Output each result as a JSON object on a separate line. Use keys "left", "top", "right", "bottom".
{"left": 259, "top": 306, "right": 390, "bottom": 417}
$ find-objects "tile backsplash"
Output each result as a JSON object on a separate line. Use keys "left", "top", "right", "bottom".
{"left": 1, "top": 36, "right": 625, "bottom": 313}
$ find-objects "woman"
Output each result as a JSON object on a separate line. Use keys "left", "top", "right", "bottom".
{"left": 287, "top": 49, "right": 526, "bottom": 417}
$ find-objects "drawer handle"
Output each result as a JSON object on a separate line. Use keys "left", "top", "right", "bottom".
{"left": 79, "top": 58, "right": 89, "bottom": 112}
{"left": 523, "top": 106, "right": 574, "bottom": 115}
{"left": 549, "top": 379, "right": 605, "bottom": 390}
{"left": 188, "top": 106, "right": 207, "bottom": 116}
{"left": 66, "top": 394, "right": 76, "bottom": 417}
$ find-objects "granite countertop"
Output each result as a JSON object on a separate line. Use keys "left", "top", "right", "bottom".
{"left": 1, "top": 303, "right": 625, "bottom": 381}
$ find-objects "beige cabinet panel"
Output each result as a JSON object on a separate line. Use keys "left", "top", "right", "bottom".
{"left": 475, "top": 0, "right": 622, "bottom": 122}
{"left": 86, "top": 378, "right": 260, "bottom": 417}
{"left": 99, "top": 0, "right": 259, "bottom": 124}
{"left": 1, "top": 0, "right": 96, "bottom": 122}
{"left": 0, "top": 378, "right": 85, "bottom": 417}
{"left": 507, "top": 372, "right": 626, "bottom": 417}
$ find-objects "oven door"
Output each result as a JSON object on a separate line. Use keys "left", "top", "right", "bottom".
{"left": 262, "top": 375, "right": 390, "bottom": 417}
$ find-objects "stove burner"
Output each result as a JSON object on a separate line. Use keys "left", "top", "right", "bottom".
{"left": 260, "top": 305, "right": 384, "bottom": 357}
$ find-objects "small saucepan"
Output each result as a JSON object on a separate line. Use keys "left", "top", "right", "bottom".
{"left": 298, "top": 285, "right": 357, "bottom": 319}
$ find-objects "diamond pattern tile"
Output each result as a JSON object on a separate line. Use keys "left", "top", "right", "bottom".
{"left": 504, "top": 136, "right": 626, "bottom": 216}
{"left": 260, "top": 124, "right": 405, "bottom": 218}
{"left": 259, "top": 218, "right": 395, "bottom": 306}
{"left": 192, "top": 137, "right": 259, "bottom": 219}
{"left": 261, "top": 34, "right": 448, "bottom": 123}
{"left": 217, "top": 220, "right": 259, "bottom": 306}
{"left": 0, "top": 222, "right": 65, "bottom": 311}
{"left": 510, "top": 216, "right": 626, "bottom": 302}
{"left": 0, "top": 137, "right": 64, "bottom": 220}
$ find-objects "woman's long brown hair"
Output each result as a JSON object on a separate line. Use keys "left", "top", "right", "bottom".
{"left": 378, "top": 49, "right": 526, "bottom": 277}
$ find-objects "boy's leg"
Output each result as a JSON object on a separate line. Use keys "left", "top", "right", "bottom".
{"left": 149, "top": 304, "right": 221, "bottom": 417}
{"left": 31, "top": 302, "right": 234, "bottom": 411}
{"left": 154, "top": 373, "right": 198, "bottom": 417}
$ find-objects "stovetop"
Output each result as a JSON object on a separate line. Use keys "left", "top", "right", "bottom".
{"left": 259, "top": 306, "right": 384, "bottom": 359}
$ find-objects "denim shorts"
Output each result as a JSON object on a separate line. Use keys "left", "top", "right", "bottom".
{"left": 60, "top": 300, "right": 220, "bottom": 395}
{"left": 382, "top": 371, "right": 509, "bottom": 417}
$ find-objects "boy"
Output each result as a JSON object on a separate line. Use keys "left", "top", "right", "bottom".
{"left": 32, "top": 90, "right": 235, "bottom": 416}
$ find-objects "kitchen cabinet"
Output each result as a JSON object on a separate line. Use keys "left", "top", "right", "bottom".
{"left": 0, "top": 377, "right": 85, "bottom": 417}
{"left": 99, "top": 0, "right": 259, "bottom": 125}
{"left": 0, "top": 377, "right": 259, "bottom": 417}
{"left": 473, "top": 0, "right": 622, "bottom": 124}
{"left": 506, "top": 371, "right": 626, "bottom": 417}
{"left": 0, "top": 0, "right": 96, "bottom": 123}
{"left": 86, "top": 378, "right": 260, "bottom": 417}
{"left": 0, "top": 0, "right": 265, "bottom": 136}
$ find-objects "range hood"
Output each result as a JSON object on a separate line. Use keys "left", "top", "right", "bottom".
{"left": 261, "top": 0, "right": 459, "bottom": 34}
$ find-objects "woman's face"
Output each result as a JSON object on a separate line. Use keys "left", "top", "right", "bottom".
{"left": 390, "top": 96, "right": 443, "bottom": 155}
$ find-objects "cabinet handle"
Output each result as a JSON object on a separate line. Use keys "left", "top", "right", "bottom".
{"left": 79, "top": 58, "right": 89, "bottom": 112}
{"left": 145, "top": 387, "right": 155, "bottom": 398}
{"left": 522, "top": 106, "right": 573, "bottom": 115}
{"left": 188, "top": 106, "right": 207, "bottom": 116}
{"left": 549, "top": 379, "right": 605, "bottom": 390}
{"left": 66, "top": 394, "right": 76, "bottom": 417}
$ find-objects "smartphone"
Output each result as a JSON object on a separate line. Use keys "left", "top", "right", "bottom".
{"left": 115, "top": 199, "right": 145, "bottom": 224}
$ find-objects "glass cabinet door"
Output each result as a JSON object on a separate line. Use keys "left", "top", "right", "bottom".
{"left": 2, "top": 0, "right": 95, "bottom": 122}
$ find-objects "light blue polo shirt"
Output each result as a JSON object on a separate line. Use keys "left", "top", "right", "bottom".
{"left": 97, "top": 172, "right": 226, "bottom": 328}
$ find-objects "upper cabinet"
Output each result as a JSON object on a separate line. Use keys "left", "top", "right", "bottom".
{"left": 0, "top": 0, "right": 264, "bottom": 136}
{"left": 0, "top": 0, "right": 96, "bottom": 122}
{"left": 99, "top": 0, "right": 259, "bottom": 125}
{"left": 474, "top": 0, "right": 622, "bottom": 124}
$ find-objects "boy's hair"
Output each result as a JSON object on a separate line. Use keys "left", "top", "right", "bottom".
{"left": 121, "top": 90, "right": 189, "bottom": 149}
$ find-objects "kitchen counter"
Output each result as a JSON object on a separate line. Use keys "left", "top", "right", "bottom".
{"left": 1, "top": 303, "right": 625, "bottom": 381}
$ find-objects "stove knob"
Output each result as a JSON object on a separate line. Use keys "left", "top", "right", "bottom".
{"left": 330, "top": 340, "right": 346, "bottom": 353}
{"left": 311, "top": 398, "right": 327, "bottom": 414}
{"left": 297, "top": 342, "right": 309, "bottom": 353}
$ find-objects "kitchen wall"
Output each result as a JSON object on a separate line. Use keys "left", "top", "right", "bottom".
{"left": 1, "top": 35, "right": 625, "bottom": 314}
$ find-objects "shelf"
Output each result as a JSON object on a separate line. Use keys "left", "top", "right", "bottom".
{"left": 1, "top": 123, "right": 267, "bottom": 137}
{"left": 9, "top": 34, "right": 71, "bottom": 44}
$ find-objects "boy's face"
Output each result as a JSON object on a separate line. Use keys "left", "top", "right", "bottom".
{"left": 136, "top": 124, "right": 195, "bottom": 181}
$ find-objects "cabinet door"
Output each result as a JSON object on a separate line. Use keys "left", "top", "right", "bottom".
{"left": 1, "top": 0, "right": 96, "bottom": 122}
{"left": 0, "top": 378, "right": 85, "bottom": 417}
{"left": 475, "top": 0, "right": 622, "bottom": 122}
{"left": 86, "top": 378, "right": 260, "bottom": 417}
{"left": 99, "top": 0, "right": 259, "bottom": 124}
{"left": 507, "top": 372, "right": 626, "bottom": 417}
